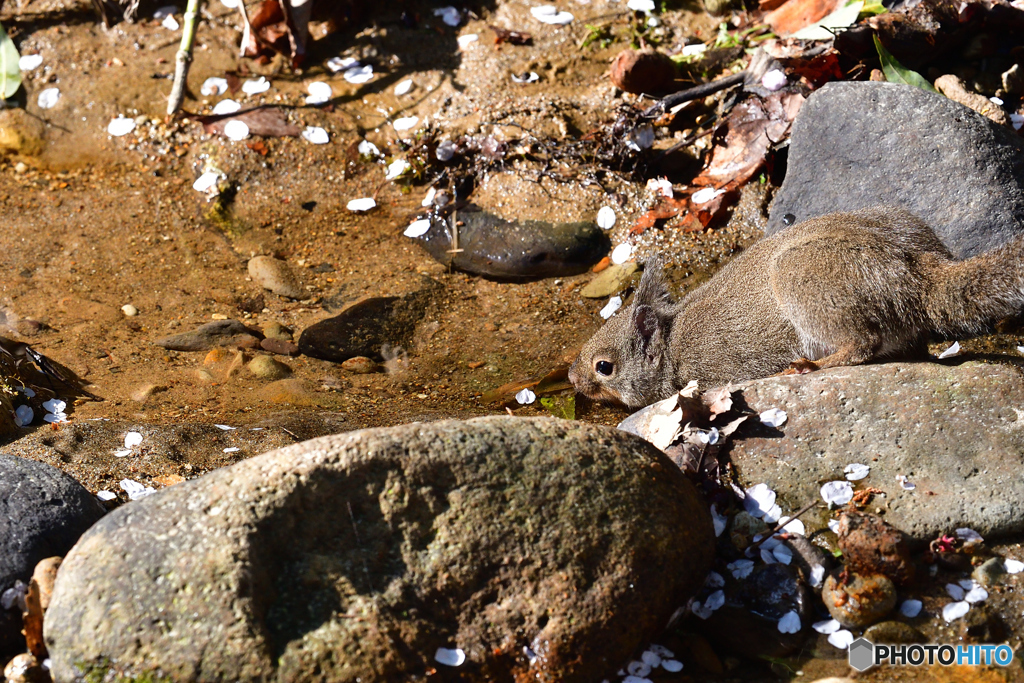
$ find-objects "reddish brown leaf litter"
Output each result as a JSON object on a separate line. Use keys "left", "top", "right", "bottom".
{"left": 195, "top": 107, "right": 302, "bottom": 138}
{"left": 765, "top": 0, "right": 844, "bottom": 36}
{"left": 490, "top": 25, "right": 532, "bottom": 45}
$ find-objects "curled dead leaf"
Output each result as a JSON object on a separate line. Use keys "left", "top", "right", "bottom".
{"left": 705, "top": 385, "right": 735, "bottom": 418}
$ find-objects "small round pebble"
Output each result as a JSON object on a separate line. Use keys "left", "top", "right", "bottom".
{"left": 121, "top": 304, "right": 138, "bottom": 316}
{"left": 248, "top": 355, "right": 292, "bottom": 380}
{"left": 341, "top": 356, "right": 380, "bottom": 374}
{"left": 434, "top": 647, "right": 465, "bottom": 667}
{"left": 822, "top": 572, "right": 897, "bottom": 627}
{"left": 899, "top": 598, "right": 923, "bottom": 618}
{"left": 972, "top": 557, "right": 1006, "bottom": 586}
{"left": 248, "top": 256, "right": 304, "bottom": 299}
{"left": 262, "top": 322, "right": 293, "bottom": 340}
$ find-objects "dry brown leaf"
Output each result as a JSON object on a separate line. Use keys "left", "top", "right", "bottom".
{"left": 695, "top": 91, "right": 805, "bottom": 189}
{"left": 198, "top": 107, "right": 302, "bottom": 138}
{"left": 482, "top": 364, "right": 571, "bottom": 405}
{"left": 765, "top": 0, "right": 844, "bottom": 36}
{"left": 23, "top": 556, "right": 61, "bottom": 659}
{"left": 648, "top": 407, "right": 684, "bottom": 450}
{"left": 720, "top": 415, "right": 748, "bottom": 437}
{"left": 629, "top": 196, "right": 688, "bottom": 236}
{"left": 705, "top": 385, "right": 735, "bottom": 418}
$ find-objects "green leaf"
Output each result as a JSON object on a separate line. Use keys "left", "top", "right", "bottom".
{"left": 0, "top": 22, "right": 21, "bottom": 100}
{"left": 540, "top": 395, "right": 576, "bottom": 420}
{"left": 873, "top": 34, "right": 937, "bottom": 93}
{"left": 855, "top": 0, "right": 887, "bottom": 17}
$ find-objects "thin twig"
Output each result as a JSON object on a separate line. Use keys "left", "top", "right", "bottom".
{"left": 750, "top": 499, "right": 822, "bottom": 549}
{"left": 347, "top": 501, "right": 362, "bottom": 545}
{"left": 167, "top": 0, "right": 201, "bottom": 114}
{"left": 643, "top": 72, "right": 746, "bottom": 118}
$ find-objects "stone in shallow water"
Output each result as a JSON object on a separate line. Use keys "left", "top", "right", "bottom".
{"left": 44, "top": 417, "right": 714, "bottom": 683}
{"left": 247, "top": 256, "right": 304, "bottom": 299}
{"left": 701, "top": 563, "right": 812, "bottom": 658}
{"left": 298, "top": 288, "right": 434, "bottom": 363}
{"left": 863, "top": 620, "right": 925, "bottom": 644}
{"left": 153, "top": 320, "right": 261, "bottom": 352}
{"left": 408, "top": 207, "right": 609, "bottom": 279}
{"left": 836, "top": 511, "right": 914, "bottom": 586}
{"left": 767, "top": 81, "right": 1024, "bottom": 257}
{"left": 822, "top": 572, "right": 897, "bottom": 628}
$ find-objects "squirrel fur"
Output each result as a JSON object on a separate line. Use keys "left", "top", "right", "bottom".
{"left": 569, "top": 206, "right": 1024, "bottom": 410}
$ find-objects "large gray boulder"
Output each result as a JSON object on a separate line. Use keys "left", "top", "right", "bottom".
{"left": 725, "top": 361, "right": 1024, "bottom": 540}
{"left": 0, "top": 455, "right": 106, "bottom": 658}
{"left": 766, "top": 82, "right": 1024, "bottom": 257}
{"left": 45, "top": 417, "right": 714, "bottom": 683}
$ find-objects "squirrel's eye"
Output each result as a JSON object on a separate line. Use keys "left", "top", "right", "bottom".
{"left": 596, "top": 360, "right": 614, "bottom": 376}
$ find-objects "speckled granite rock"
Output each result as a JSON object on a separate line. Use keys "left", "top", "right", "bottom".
{"left": 45, "top": 417, "right": 714, "bottom": 683}
{"left": 724, "top": 361, "right": 1024, "bottom": 540}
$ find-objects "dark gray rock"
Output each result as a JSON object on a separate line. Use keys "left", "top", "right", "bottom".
{"left": 45, "top": 417, "right": 714, "bottom": 683}
{"left": 723, "top": 361, "right": 1024, "bottom": 541}
{"left": 0, "top": 456, "right": 106, "bottom": 590}
{"left": 784, "top": 535, "right": 833, "bottom": 592}
{"left": 0, "top": 608, "right": 23, "bottom": 664}
{"left": 410, "top": 207, "right": 610, "bottom": 279}
{"left": 153, "top": 320, "right": 261, "bottom": 352}
{"left": 0, "top": 455, "right": 106, "bottom": 659}
{"left": 767, "top": 82, "right": 1024, "bottom": 257}
{"left": 298, "top": 288, "right": 434, "bottom": 363}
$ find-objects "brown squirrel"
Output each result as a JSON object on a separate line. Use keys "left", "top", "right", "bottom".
{"left": 570, "top": 206, "right": 1024, "bottom": 410}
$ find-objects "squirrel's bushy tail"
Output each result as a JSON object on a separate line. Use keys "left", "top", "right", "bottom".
{"left": 926, "top": 235, "right": 1024, "bottom": 337}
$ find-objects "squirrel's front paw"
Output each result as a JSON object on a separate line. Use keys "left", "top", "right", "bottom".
{"left": 787, "top": 358, "right": 820, "bottom": 374}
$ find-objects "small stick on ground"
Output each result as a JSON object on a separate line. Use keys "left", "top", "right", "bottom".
{"left": 642, "top": 48, "right": 781, "bottom": 118}
{"left": 167, "top": 0, "right": 202, "bottom": 115}
{"left": 749, "top": 499, "right": 822, "bottom": 549}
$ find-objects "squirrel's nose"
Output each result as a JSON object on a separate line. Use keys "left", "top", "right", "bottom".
{"left": 567, "top": 360, "right": 582, "bottom": 387}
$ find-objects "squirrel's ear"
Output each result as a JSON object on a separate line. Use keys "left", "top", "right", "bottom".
{"left": 634, "top": 258, "right": 671, "bottom": 309}
{"left": 632, "top": 304, "right": 662, "bottom": 351}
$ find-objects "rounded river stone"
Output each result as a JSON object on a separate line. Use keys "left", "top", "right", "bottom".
{"left": 410, "top": 207, "right": 609, "bottom": 279}
{"left": 45, "top": 417, "right": 714, "bottom": 683}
